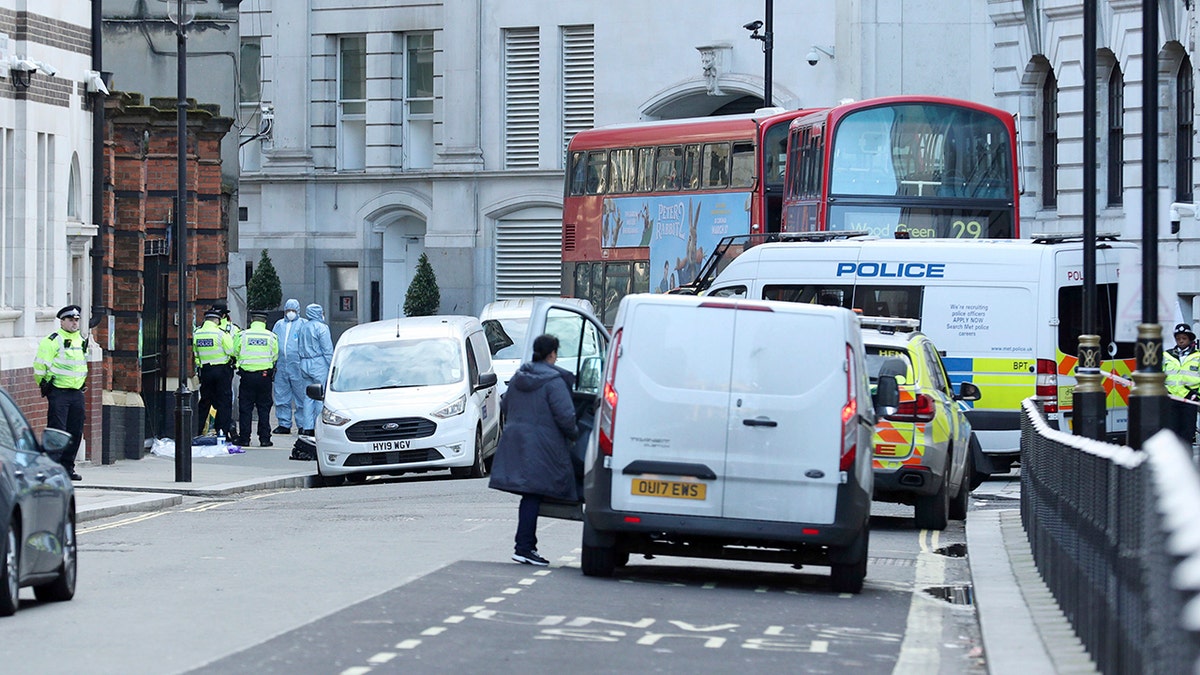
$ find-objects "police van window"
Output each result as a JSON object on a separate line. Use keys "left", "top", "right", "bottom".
{"left": 854, "top": 285, "right": 922, "bottom": 319}
{"left": 761, "top": 284, "right": 852, "bottom": 307}
{"left": 708, "top": 285, "right": 746, "bottom": 299}
{"left": 1057, "top": 283, "right": 1135, "bottom": 359}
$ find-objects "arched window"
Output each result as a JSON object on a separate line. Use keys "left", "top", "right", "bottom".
{"left": 1177, "top": 55, "right": 1194, "bottom": 203}
{"left": 1041, "top": 70, "right": 1058, "bottom": 209}
{"left": 67, "top": 153, "right": 81, "bottom": 221}
{"left": 1107, "top": 65, "right": 1124, "bottom": 207}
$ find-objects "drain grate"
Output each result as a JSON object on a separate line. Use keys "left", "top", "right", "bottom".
{"left": 924, "top": 585, "right": 974, "bottom": 605}
{"left": 934, "top": 543, "right": 967, "bottom": 558}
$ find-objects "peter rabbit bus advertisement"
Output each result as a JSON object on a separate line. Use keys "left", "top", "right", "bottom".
{"left": 602, "top": 193, "right": 751, "bottom": 293}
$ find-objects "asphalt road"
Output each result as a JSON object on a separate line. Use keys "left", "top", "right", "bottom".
{"left": 0, "top": 473, "right": 1005, "bottom": 674}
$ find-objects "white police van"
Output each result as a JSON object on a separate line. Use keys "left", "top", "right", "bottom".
{"left": 705, "top": 236, "right": 1138, "bottom": 478}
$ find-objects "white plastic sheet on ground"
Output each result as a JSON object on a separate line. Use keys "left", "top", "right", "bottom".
{"left": 149, "top": 438, "right": 244, "bottom": 458}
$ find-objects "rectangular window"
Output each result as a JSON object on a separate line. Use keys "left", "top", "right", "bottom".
{"left": 338, "top": 36, "right": 367, "bottom": 171}
{"left": 1177, "top": 58, "right": 1194, "bottom": 202}
{"left": 636, "top": 147, "right": 655, "bottom": 192}
{"left": 561, "top": 25, "right": 595, "bottom": 166}
{"left": 701, "top": 143, "right": 730, "bottom": 188}
{"left": 239, "top": 38, "right": 264, "bottom": 171}
{"left": 405, "top": 32, "right": 434, "bottom": 170}
{"left": 731, "top": 141, "right": 755, "bottom": 188}
{"left": 609, "top": 148, "right": 636, "bottom": 193}
{"left": 239, "top": 38, "right": 262, "bottom": 104}
{"left": 585, "top": 150, "right": 607, "bottom": 194}
{"left": 681, "top": 144, "right": 702, "bottom": 190}
{"left": 655, "top": 146, "right": 683, "bottom": 190}
{"left": 504, "top": 28, "right": 540, "bottom": 168}
{"left": 1107, "top": 67, "right": 1124, "bottom": 206}
{"left": 1041, "top": 72, "right": 1058, "bottom": 209}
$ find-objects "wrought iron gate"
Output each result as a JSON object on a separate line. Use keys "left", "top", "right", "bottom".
{"left": 141, "top": 241, "right": 169, "bottom": 438}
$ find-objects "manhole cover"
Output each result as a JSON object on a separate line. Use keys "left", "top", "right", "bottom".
{"left": 934, "top": 543, "right": 967, "bottom": 558}
{"left": 923, "top": 585, "right": 974, "bottom": 605}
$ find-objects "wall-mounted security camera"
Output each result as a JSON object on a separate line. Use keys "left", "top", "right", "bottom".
{"left": 743, "top": 20, "right": 763, "bottom": 32}
{"left": 10, "top": 57, "right": 36, "bottom": 73}
{"left": 31, "top": 59, "right": 56, "bottom": 77}
{"left": 86, "top": 70, "right": 109, "bottom": 95}
{"left": 807, "top": 45, "right": 835, "bottom": 67}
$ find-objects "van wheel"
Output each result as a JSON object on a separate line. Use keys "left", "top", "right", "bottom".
{"left": 914, "top": 471, "right": 950, "bottom": 531}
{"left": 830, "top": 526, "right": 869, "bottom": 594}
{"left": 582, "top": 543, "right": 617, "bottom": 577}
{"left": 452, "top": 430, "right": 487, "bottom": 479}
{"left": 312, "top": 466, "right": 345, "bottom": 488}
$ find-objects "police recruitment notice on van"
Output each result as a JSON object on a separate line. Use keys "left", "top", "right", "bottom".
{"left": 920, "top": 286, "right": 1035, "bottom": 355}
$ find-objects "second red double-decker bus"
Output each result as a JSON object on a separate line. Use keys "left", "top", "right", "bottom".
{"left": 561, "top": 108, "right": 818, "bottom": 324}
{"left": 782, "top": 95, "right": 1020, "bottom": 239}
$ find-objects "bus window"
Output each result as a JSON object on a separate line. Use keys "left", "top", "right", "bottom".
{"left": 586, "top": 150, "right": 608, "bottom": 194}
{"left": 731, "top": 141, "right": 755, "bottom": 188}
{"left": 702, "top": 143, "right": 731, "bottom": 188}
{"left": 610, "top": 148, "right": 636, "bottom": 193}
{"left": 603, "top": 262, "right": 632, "bottom": 326}
{"left": 655, "top": 146, "right": 683, "bottom": 190}
{"left": 636, "top": 147, "right": 655, "bottom": 192}
{"left": 590, "top": 262, "right": 604, "bottom": 312}
{"left": 568, "top": 151, "right": 587, "bottom": 196}
{"left": 682, "top": 144, "right": 702, "bottom": 190}
{"left": 633, "top": 261, "right": 650, "bottom": 294}
{"left": 762, "top": 122, "right": 789, "bottom": 186}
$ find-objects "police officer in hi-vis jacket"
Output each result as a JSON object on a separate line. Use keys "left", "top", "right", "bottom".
{"left": 194, "top": 308, "right": 237, "bottom": 438}
{"left": 1165, "top": 322, "right": 1200, "bottom": 444}
{"left": 234, "top": 310, "right": 279, "bottom": 447}
{"left": 33, "top": 305, "right": 88, "bottom": 480}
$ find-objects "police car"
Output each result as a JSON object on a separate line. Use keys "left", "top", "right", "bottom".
{"left": 862, "top": 317, "right": 980, "bottom": 530}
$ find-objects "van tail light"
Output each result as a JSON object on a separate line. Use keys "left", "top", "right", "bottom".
{"left": 598, "top": 329, "right": 623, "bottom": 456}
{"left": 887, "top": 393, "right": 936, "bottom": 423}
{"left": 1035, "top": 358, "right": 1058, "bottom": 414}
{"left": 840, "top": 344, "right": 857, "bottom": 471}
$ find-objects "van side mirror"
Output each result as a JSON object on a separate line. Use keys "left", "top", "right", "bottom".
{"left": 578, "top": 356, "right": 604, "bottom": 394}
{"left": 306, "top": 383, "right": 325, "bottom": 401}
{"left": 955, "top": 381, "right": 982, "bottom": 402}
{"left": 476, "top": 371, "right": 498, "bottom": 391}
{"left": 874, "top": 375, "right": 900, "bottom": 416}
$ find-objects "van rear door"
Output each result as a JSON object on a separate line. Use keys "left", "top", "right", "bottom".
{"left": 722, "top": 304, "right": 848, "bottom": 524}
{"left": 607, "top": 299, "right": 733, "bottom": 519}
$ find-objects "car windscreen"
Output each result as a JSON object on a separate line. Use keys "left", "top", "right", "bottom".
{"left": 482, "top": 317, "right": 527, "bottom": 359}
{"left": 330, "top": 337, "right": 463, "bottom": 392}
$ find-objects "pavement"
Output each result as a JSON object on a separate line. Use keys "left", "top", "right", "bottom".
{"left": 72, "top": 440, "right": 1094, "bottom": 674}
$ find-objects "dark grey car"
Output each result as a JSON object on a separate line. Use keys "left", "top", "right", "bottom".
{"left": 0, "top": 387, "right": 77, "bottom": 616}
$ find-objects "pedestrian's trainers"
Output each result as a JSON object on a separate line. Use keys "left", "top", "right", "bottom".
{"left": 272, "top": 426, "right": 290, "bottom": 435}
{"left": 259, "top": 440, "right": 274, "bottom": 448}
{"left": 69, "top": 472, "right": 82, "bottom": 481}
{"left": 512, "top": 551, "right": 549, "bottom": 566}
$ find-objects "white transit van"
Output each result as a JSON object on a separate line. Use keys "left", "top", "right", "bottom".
{"left": 479, "top": 297, "right": 596, "bottom": 399}
{"left": 306, "top": 316, "right": 500, "bottom": 486}
{"left": 705, "top": 236, "right": 1138, "bottom": 476}
{"left": 524, "top": 294, "right": 898, "bottom": 593}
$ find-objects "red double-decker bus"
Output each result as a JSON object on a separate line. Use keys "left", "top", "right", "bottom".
{"left": 561, "top": 108, "right": 820, "bottom": 324}
{"left": 782, "top": 95, "right": 1020, "bottom": 239}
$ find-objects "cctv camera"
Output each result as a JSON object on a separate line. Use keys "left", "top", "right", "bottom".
{"left": 33, "top": 60, "right": 56, "bottom": 77}
{"left": 11, "top": 57, "right": 36, "bottom": 73}
{"left": 86, "top": 71, "right": 109, "bottom": 95}
{"left": 743, "top": 20, "right": 763, "bottom": 32}
{"left": 806, "top": 50, "right": 820, "bottom": 66}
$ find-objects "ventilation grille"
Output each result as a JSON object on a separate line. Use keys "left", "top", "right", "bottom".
{"left": 561, "top": 25, "right": 595, "bottom": 165}
{"left": 496, "top": 218, "right": 562, "bottom": 299}
{"left": 504, "top": 28, "right": 540, "bottom": 169}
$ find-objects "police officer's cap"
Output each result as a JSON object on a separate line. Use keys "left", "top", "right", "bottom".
{"left": 249, "top": 309, "right": 268, "bottom": 321}
{"left": 1176, "top": 323, "right": 1197, "bottom": 337}
{"left": 57, "top": 305, "right": 81, "bottom": 320}
{"left": 204, "top": 309, "right": 222, "bottom": 319}
{"left": 210, "top": 303, "right": 229, "bottom": 316}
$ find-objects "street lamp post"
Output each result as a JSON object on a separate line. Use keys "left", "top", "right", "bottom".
{"left": 745, "top": 0, "right": 774, "bottom": 107}
{"left": 1127, "top": 0, "right": 1169, "bottom": 448}
{"left": 163, "top": 0, "right": 196, "bottom": 481}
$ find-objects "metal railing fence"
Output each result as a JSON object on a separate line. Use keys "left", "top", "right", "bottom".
{"left": 1020, "top": 398, "right": 1200, "bottom": 674}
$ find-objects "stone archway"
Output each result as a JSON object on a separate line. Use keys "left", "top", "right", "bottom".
{"left": 380, "top": 216, "right": 426, "bottom": 320}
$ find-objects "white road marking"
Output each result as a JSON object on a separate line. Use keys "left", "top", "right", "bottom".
{"left": 444, "top": 616, "right": 466, "bottom": 624}
{"left": 502, "top": 588, "right": 522, "bottom": 594}
{"left": 463, "top": 606, "right": 485, "bottom": 613}
{"left": 420, "top": 627, "right": 446, "bottom": 636}
{"left": 339, "top": 668, "right": 372, "bottom": 675}
{"left": 811, "top": 640, "right": 829, "bottom": 653}
{"left": 484, "top": 596, "right": 506, "bottom": 603}
{"left": 893, "top": 529, "right": 946, "bottom": 674}
{"left": 764, "top": 626, "right": 785, "bottom": 635}
{"left": 519, "top": 578, "right": 537, "bottom": 585}
{"left": 702, "top": 583, "right": 717, "bottom": 589}
{"left": 533, "top": 570, "right": 552, "bottom": 576}
{"left": 395, "top": 639, "right": 421, "bottom": 649}
{"left": 367, "top": 652, "right": 396, "bottom": 664}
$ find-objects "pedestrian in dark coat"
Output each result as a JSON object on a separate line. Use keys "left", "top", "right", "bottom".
{"left": 489, "top": 334, "right": 578, "bottom": 566}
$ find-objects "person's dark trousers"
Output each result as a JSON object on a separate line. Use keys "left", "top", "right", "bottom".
{"left": 515, "top": 494, "right": 542, "bottom": 554}
{"left": 46, "top": 387, "right": 84, "bottom": 473}
{"left": 198, "top": 363, "right": 235, "bottom": 436}
{"left": 1173, "top": 398, "right": 1198, "bottom": 445}
{"left": 238, "top": 370, "right": 274, "bottom": 444}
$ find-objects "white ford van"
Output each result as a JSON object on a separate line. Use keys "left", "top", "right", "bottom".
{"left": 306, "top": 316, "right": 500, "bottom": 486}
{"left": 526, "top": 294, "right": 897, "bottom": 593}
{"left": 479, "top": 297, "right": 596, "bottom": 399}
{"left": 705, "top": 236, "right": 1138, "bottom": 478}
